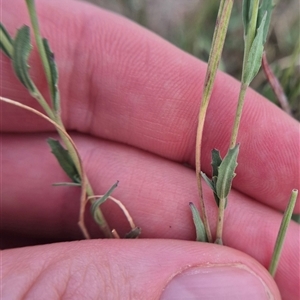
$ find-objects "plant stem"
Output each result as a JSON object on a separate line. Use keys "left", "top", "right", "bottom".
{"left": 55, "top": 113, "right": 113, "bottom": 238}
{"left": 26, "top": 0, "right": 53, "bottom": 95}
{"left": 230, "top": 0, "right": 260, "bottom": 149}
{"left": 269, "top": 189, "right": 298, "bottom": 277}
{"left": 25, "top": 0, "right": 112, "bottom": 238}
{"left": 31, "top": 88, "right": 55, "bottom": 120}
{"left": 195, "top": 0, "right": 233, "bottom": 243}
{"left": 215, "top": 197, "right": 226, "bottom": 245}
{"left": 229, "top": 82, "right": 248, "bottom": 148}
{"left": 0, "top": 24, "right": 13, "bottom": 58}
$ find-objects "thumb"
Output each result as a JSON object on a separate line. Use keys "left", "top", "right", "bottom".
{"left": 3, "top": 239, "right": 280, "bottom": 299}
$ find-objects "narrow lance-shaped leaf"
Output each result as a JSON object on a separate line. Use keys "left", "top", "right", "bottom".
{"left": 201, "top": 171, "right": 215, "bottom": 192}
{"left": 201, "top": 149, "right": 223, "bottom": 206}
{"left": 216, "top": 144, "right": 239, "bottom": 200}
{"left": 211, "top": 149, "right": 223, "bottom": 206}
{"left": 242, "top": 12, "right": 267, "bottom": 85}
{"left": 242, "top": 0, "right": 254, "bottom": 36}
{"left": 211, "top": 148, "right": 222, "bottom": 177}
{"left": 189, "top": 202, "right": 208, "bottom": 242}
{"left": 201, "top": 171, "right": 221, "bottom": 206}
{"left": 269, "top": 189, "right": 298, "bottom": 277}
{"left": 0, "top": 23, "right": 14, "bottom": 58}
{"left": 12, "top": 25, "right": 35, "bottom": 93}
{"left": 47, "top": 138, "right": 81, "bottom": 183}
{"left": 212, "top": 178, "right": 222, "bottom": 207}
{"left": 90, "top": 181, "right": 119, "bottom": 224}
{"left": 43, "top": 38, "right": 60, "bottom": 114}
{"left": 257, "top": 0, "right": 273, "bottom": 44}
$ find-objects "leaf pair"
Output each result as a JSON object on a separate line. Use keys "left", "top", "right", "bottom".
{"left": 202, "top": 144, "right": 239, "bottom": 207}
{"left": 242, "top": 0, "right": 273, "bottom": 85}
{"left": 191, "top": 144, "right": 239, "bottom": 243}
{"left": 0, "top": 23, "right": 59, "bottom": 114}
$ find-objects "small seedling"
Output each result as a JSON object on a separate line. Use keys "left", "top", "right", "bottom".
{"left": 190, "top": 0, "right": 298, "bottom": 278}
{"left": 0, "top": 0, "right": 139, "bottom": 240}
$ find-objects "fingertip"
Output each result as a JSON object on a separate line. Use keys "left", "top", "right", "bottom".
{"left": 3, "top": 240, "right": 282, "bottom": 299}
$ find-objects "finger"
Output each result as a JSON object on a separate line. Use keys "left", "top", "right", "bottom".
{"left": 1, "top": 0, "right": 299, "bottom": 211}
{"left": 2, "top": 132, "right": 299, "bottom": 297}
{"left": 2, "top": 239, "right": 282, "bottom": 300}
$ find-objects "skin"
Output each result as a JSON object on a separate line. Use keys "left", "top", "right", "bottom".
{"left": 1, "top": 0, "right": 299, "bottom": 299}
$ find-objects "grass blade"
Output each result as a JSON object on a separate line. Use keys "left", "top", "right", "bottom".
{"left": 269, "top": 189, "right": 298, "bottom": 277}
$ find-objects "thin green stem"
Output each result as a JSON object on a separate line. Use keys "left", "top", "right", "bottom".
{"left": 229, "top": 1, "right": 260, "bottom": 150}
{"left": 269, "top": 189, "right": 298, "bottom": 277}
{"left": 229, "top": 82, "right": 247, "bottom": 148}
{"left": 215, "top": 197, "right": 226, "bottom": 245}
{"left": 55, "top": 115, "right": 113, "bottom": 238}
{"left": 30, "top": 87, "right": 55, "bottom": 120}
{"left": 25, "top": 0, "right": 53, "bottom": 96}
{"left": 195, "top": 0, "right": 234, "bottom": 243}
{"left": 25, "top": 0, "right": 112, "bottom": 238}
{"left": 0, "top": 25, "right": 13, "bottom": 58}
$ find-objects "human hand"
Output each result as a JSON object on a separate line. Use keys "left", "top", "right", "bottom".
{"left": 1, "top": 0, "right": 299, "bottom": 299}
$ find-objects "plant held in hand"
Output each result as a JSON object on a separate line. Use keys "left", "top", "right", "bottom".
{"left": 0, "top": 0, "right": 140, "bottom": 240}
{"left": 190, "top": 0, "right": 298, "bottom": 278}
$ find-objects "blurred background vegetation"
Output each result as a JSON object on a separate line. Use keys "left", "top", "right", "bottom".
{"left": 83, "top": 0, "right": 299, "bottom": 119}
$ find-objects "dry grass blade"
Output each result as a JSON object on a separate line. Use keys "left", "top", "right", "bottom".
{"left": 195, "top": 0, "right": 234, "bottom": 243}
{"left": 0, "top": 95, "right": 90, "bottom": 238}
{"left": 87, "top": 194, "right": 138, "bottom": 238}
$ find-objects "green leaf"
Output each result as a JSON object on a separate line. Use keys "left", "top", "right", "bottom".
{"left": 211, "top": 149, "right": 223, "bottom": 206}
{"left": 125, "top": 227, "right": 142, "bottom": 239}
{"left": 269, "top": 189, "right": 298, "bottom": 277}
{"left": 211, "top": 149, "right": 222, "bottom": 177}
{"left": 242, "top": 12, "right": 267, "bottom": 85}
{"left": 12, "top": 25, "right": 35, "bottom": 93}
{"left": 90, "top": 181, "right": 119, "bottom": 223}
{"left": 201, "top": 171, "right": 215, "bottom": 191}
{"left": 242, "top": 0, "right": 254, "bottom": 36}
{"left": 0, "top": 23, "right": 14, "bottom": 58}
{"left": 42, "top": 38, "right": 60, "bottom": 113}
{"left": 216, "top": 144, "right": 239, "bottom": 200}
{"left": 212, "top": 176, "right": 222, "bottom": 206}
{"left": 257, "top": 0, "right": 273, "bottom": 44}
{"left": 189, "top": 202, "right": 208, "bottom": 242}
{"left": 201, "top": 172, "right": 220, "bottom": 206}
{"left": 47, "top": 138, "right": 80, "bottom": 183}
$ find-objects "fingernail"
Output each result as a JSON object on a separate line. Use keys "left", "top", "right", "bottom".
{"left": 160, "top": 264, "right": 274, "bottom": 300}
